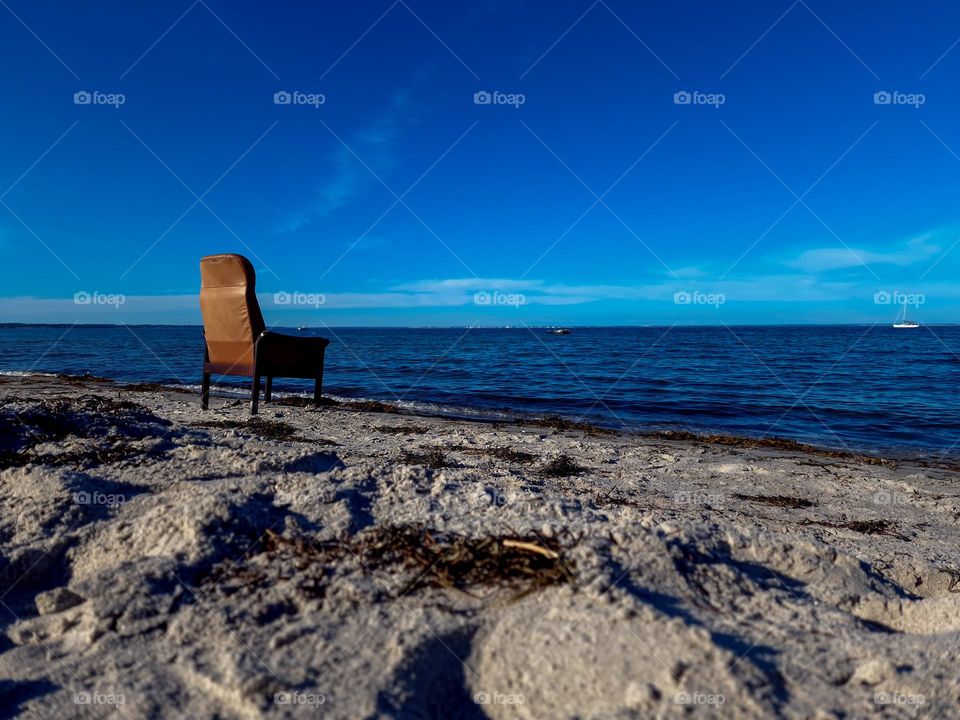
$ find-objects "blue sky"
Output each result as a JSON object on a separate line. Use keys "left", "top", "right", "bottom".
{"left": 2, "top": 0, "right": 960, "bottom": 325}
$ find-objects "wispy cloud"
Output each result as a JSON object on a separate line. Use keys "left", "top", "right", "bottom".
{"left": 273, "top": 92, "right": 412, "bottom": 234}
{"left": 0, "top": 294, "right": 198, "bottom": 323}
{"left": 670, "top": 266, "right": 709, "bottom": 279}
{"left": 6, "top": 272, "right": 960, "bottom": 324}
{"left": 787, "top": 234, "right": 941, "bottom": 272}
{"left": 394, "top": 278, "right": 545, "bottom": 293}
{"left": 276, "top": 152, "right": 364, "bottom": 232}
{"left": 262, "top": 273, "right": 953, "bottom": 310}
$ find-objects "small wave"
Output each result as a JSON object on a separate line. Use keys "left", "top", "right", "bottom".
{"left": 159, "top": 381, "right": 546, "bottom": 426}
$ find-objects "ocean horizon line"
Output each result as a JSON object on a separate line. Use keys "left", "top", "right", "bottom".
{"left": 3, "top": 322, "right": 958, "bottom": 329}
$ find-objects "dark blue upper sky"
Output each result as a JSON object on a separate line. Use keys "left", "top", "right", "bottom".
{"left": 2, "top": 0, "right": 959, "bottom": 325}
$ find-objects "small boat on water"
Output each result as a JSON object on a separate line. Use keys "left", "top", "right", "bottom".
{"left": 892, "top": 305, "right": 919, "bottom": 329}
{"left": 547, "top": 328, "right": 571, "bottom": 335}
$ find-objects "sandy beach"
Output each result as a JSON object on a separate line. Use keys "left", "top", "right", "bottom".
{"left": 1, "top": 373, "right": 959, "bottom": 718}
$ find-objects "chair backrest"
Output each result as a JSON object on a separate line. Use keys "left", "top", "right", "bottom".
{"left": 199, "top": 254, "right": 266, "bottom": 375}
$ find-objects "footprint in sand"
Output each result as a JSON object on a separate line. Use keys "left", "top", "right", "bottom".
{"left": 467, "top": 594, "right": 773, "bottom": 719}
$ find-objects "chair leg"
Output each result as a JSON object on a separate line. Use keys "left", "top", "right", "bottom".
{"left": 313, "top": 352, "right": 325, "bottom": 405}
{"left": 201, "top": 347, "right": 211, "bottom": 410}
{"left": 251, "top": 373, "right": 261, "bottom": 415}
{"left": 264, "top": 377, "right": 273, "bottom": 402}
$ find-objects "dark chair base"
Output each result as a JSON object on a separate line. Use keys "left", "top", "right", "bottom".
{"left": 201, "top": 332, "right": 329, "bottom": 415}
{"left": 249, "top": 375, "right": 323, "bottom": 414}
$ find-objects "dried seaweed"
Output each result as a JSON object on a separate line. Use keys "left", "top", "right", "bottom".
{"left": 191, "top": 417, "right": 300, "bottom": 441}
{"left": 274, "top": 396, "right": 340, "bottom": 408}
{"left": 938, "top": 568, "right": 960, "bottom": 593}
{"left": 0, "top": 395, "right": 172, "bottom": 469}
{"left": 524, "top": 416, "right": 615, "bottom": 436}
{"left": 540, "top": 455, "right": 586, "bottom": 477}
{"left": 25, "top": 443, "right": 156, "bottom": 469}
{"left": 734, "top": 493, "right": 816, "bottom": 509}
{"left": 593, "top": 492, "right": 649, "bottom": 510}
{"left": 210, "top": 525, "right": 577, "bottom": 601}
{"left": 120, "top": 383, "right": 192, "bottom": 395}
{"left": 375, "top": 425, "right": 429, "bottom": 435}
{"left": 841, "top": 520, "right": 896, "bottom": 535}
{"left": 648, "top": 430, "right": 889, "bottom": 466}
{"left": 464, "top": 446, "right": 538, "bottom": 464}
{"left": 344, "top": 400, "right": 399, "bottom": 414}
{"left": 54, "top": 372, "right": 112, "bottom": 384}
{"left": 803, "top": 518, "right": 908, "bottom": 540}
{"left": 401, "top": 448, "right": 450, "bottom": 469}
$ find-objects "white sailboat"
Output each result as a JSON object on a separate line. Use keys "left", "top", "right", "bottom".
{"left": 893, "top": 303, "right": 919, "bottom": 329}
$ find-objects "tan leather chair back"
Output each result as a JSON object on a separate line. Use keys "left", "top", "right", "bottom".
{"left": 199, "top": 254, "right": 265, "bottom": 375}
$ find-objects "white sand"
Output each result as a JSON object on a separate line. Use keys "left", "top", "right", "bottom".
{"left": 1, "top": 374, "right": 959, "bottom": 718}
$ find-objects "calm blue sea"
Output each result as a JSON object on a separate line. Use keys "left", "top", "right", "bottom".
{"left": 1, "top": 324, "right": 958, "bottom": 458}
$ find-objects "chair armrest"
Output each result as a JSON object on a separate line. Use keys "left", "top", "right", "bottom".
{"left": 253, "top": 331, "right": 330, "bottom": 379}
{"left": 256, "top": 330, "right": 330, "bottom": 351}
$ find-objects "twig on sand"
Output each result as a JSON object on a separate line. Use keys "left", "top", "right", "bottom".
{"left": 502, "top": 539, "right": 560, "bottom": 559}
